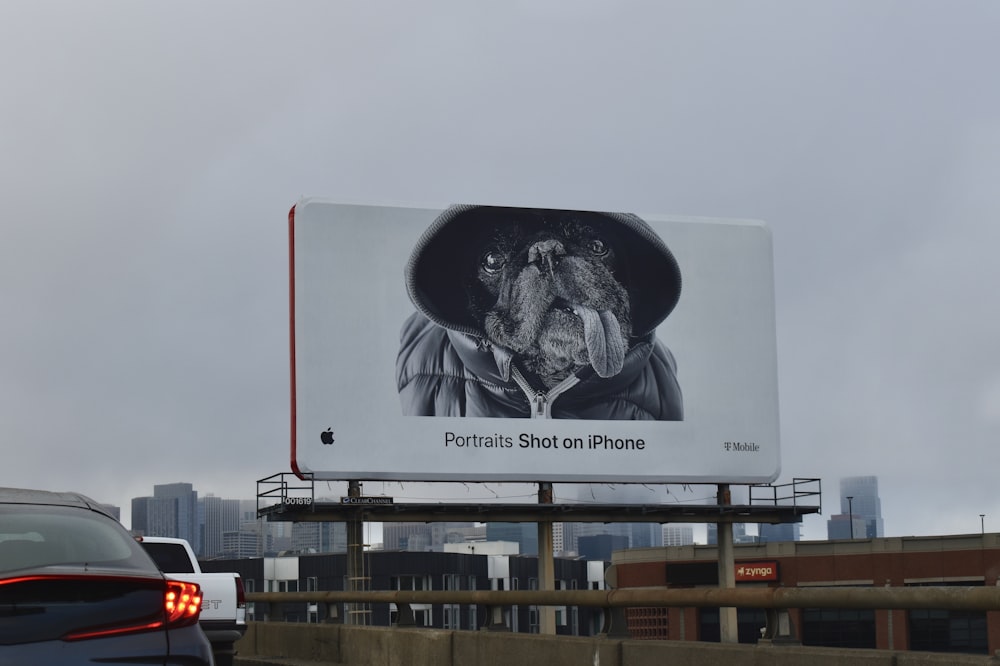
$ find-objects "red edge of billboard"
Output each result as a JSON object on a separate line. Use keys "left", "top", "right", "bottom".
{"left": 288, "top": 204, "right": 303, "bottom": 478}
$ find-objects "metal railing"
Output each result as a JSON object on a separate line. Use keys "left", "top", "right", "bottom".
{"left": 247, "top": 585, "right": 1000, "bottom": 641}
{"left": 749, "top": 477, "right": 822, "bottom": 510}
{"left": 257, "top": 472, "right": 315, "bottom": 516}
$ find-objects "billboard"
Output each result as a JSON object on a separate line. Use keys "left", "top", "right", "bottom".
{"left": 290, "top": 200, "right": 780, "bottom": 483}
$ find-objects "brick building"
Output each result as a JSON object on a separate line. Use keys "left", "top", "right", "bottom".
{"left": 611, "top": 532, "right": 1000, "bottom": 654}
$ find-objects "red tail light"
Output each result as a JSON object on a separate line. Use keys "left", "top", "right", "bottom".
{"left": 235, "top": 575, "right": 246, "bottom": 609}
{"left": 164, "top": 580, "right": 203, "bottom": 626}
{"left": 0, "top": 574, "right": 202, "bottom": 642}
{"left": 65, "top": 579, "right": 202, "bottom": 641}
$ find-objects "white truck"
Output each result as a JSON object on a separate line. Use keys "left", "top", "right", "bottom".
{"left": 138, "top": 536, "right": 247, "bottom": 666}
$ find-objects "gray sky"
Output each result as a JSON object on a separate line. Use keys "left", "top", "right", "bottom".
{"left": 2, "top": 1, "right": 998, "bottom": 542}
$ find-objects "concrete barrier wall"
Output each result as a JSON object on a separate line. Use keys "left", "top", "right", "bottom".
{"left": 235, "top": 622, "right": 1000, "bottom": 666}
{"left": 450, "top": 630, "right": 621, "bottom": 666}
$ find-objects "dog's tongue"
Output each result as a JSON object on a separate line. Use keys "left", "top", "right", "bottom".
{"left": 574, "top": 305, "right": 626, "bottom": 378}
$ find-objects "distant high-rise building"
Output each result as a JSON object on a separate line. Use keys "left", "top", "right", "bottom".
{"left": 291, "top": 521, "right": 347, "bottom": 553}
{"left": 628, "top": 523, "right": 663, "bottom": 549}
{"left": 759, "top": 522, "right": 801, "bottom": 543}
{"left": 553, "top": 523, "right": 566, "bottom": 554}
{"left": 557, "top": 522, "right": 661, "bottom": 555}
{"left": 239, "top": 499, "right": 258, "bottom": 525}
{"left": 663, "top": 525, "right": 694, "bottom": 546}
{"left": 222, "top": 530, "right": 263, "bottom": 559}
{"left": 827, "top": 513, "right": 868, "bottom": 540}
{"left": 578, "top": 534, "right": 629, "bottom": 561}
{"left": 825, "top": 476, "right": 884, "bottom": 540}
{"left": 558, "top": 522, "right": 579, "bottom": 555}
{"left": 707, "top": 523, "right": 754, "bottom": 545}
{"left": 431, "top": 522, "right": 475, "bottom": 547}
{"left": 200, "top": 496, "right": 241, "bottom": 558}
{"left": 383, "top": 523, "right": 431, "bottom": 551}
{"left": 130, "top": 497, "right": 151, "bottom": 535}
{"left": 486, "top": 523, "right": 538, "bottom": 555}
{"left": 153, "top": 483, "right": 199, "bottom": 553}
{"left": 839, "top": 476, "right": 884, "bottom": 538}
{"left": 131, "top": 496, "right": 179, "bottom": 538}
{"left": 381, "top": 522, "right": 478, "bottom": 552}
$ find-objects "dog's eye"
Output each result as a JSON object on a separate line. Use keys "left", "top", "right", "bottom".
{"left": 588, "top": 239, "right": 609, "bottom": 256}
{"left": 481, "top": 250, "right": 506, "bottom": 273}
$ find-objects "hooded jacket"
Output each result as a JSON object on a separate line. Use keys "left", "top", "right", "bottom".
{"left": 396, "top": 205, "right": 683, "bottom": 420}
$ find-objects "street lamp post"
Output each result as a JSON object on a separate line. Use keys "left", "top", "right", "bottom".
{"left": 981, "top": 514, "right": 986, "bottom": 535}
{"left": 847, "top": 496, "right": 855, "bottom": 539}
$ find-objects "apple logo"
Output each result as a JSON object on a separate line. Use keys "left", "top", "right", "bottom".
{"left": 320, "top": 428, "right": 335, "bottom": 445}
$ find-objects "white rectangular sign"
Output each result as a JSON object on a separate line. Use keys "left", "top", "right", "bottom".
{"left": 290, "top": 200, "right": 780, "bottom": 483}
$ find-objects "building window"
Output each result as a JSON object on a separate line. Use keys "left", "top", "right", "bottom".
{"left": 390, "top": 607, "right": 432, "bottom": 627}
{"left": 801, "top": 608, "right": 876, "bottom": 649}
{"left": 907, "top": 581, "right": 987, "bottom": 654}
{"left": 699, "top": 608, "right": 769, "bottom": 644}
{"left": 909, "top": 610, "right": 987, "bottom": 654}
{"left": 391, "top": 575, "right": 429, "bottom": 591}
{"left": 443, "top": 605, "right": 460, "bottom": 630}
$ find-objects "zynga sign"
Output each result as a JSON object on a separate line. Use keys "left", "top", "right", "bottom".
{"left": 735, "top": 561, "right": 779, "bottom": 582}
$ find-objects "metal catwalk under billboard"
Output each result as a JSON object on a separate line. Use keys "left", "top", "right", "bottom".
{"left": 290, "top": 200, "right": 780, "bottom": 483}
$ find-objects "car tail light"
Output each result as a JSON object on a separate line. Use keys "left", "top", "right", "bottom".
{"left": 64, "top": 579, "right": 202, "bottom": 641}
{"left": 235, "top": 575, "right": 246, "bottom": 609}
{"left": 164, "top": 580, "right": 203, "bottom": 627}
{"left": 0, "top": 574, "right": 202, "bottom": 642}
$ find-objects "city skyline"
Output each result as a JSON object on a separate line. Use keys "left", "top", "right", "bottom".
{"left": 115, "top": 474, "right": 903, "bottom": 555}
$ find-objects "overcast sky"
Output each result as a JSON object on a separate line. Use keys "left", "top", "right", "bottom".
{"left": 2, "top": 2, "right": 998, "bottom": 543}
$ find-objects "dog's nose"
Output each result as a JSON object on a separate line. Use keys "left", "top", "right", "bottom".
{"left": 528, "top": 239, "right": 566, "bottom": 275}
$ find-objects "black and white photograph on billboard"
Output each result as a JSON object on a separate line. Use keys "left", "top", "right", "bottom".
{"left": 291, "top": 200, "right": 779, "bottom": 484}
{"left": 397, "top": 205, "right": 683, "bottom": 420}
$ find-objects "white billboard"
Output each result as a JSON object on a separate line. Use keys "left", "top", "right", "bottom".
{"left": 290, "top": 200, "right": 780, "bottom": 483}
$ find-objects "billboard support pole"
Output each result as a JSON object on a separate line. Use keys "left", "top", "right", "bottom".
{"left": 717, "top": 484, "right": 738, "bottom": 643}
{"left": 537, "top": 482, "right": 556, "bottom": 635}
{"left": 346, "top": 481, "right": 369, "bottom": 625}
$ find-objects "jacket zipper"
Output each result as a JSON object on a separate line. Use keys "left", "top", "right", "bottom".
{"left": 509, "top": 366, "right": 580, "bottom": 418}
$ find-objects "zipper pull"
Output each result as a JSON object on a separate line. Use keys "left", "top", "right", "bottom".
{"left": 532, "top": 393, "right": 548, "bottom": 418}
